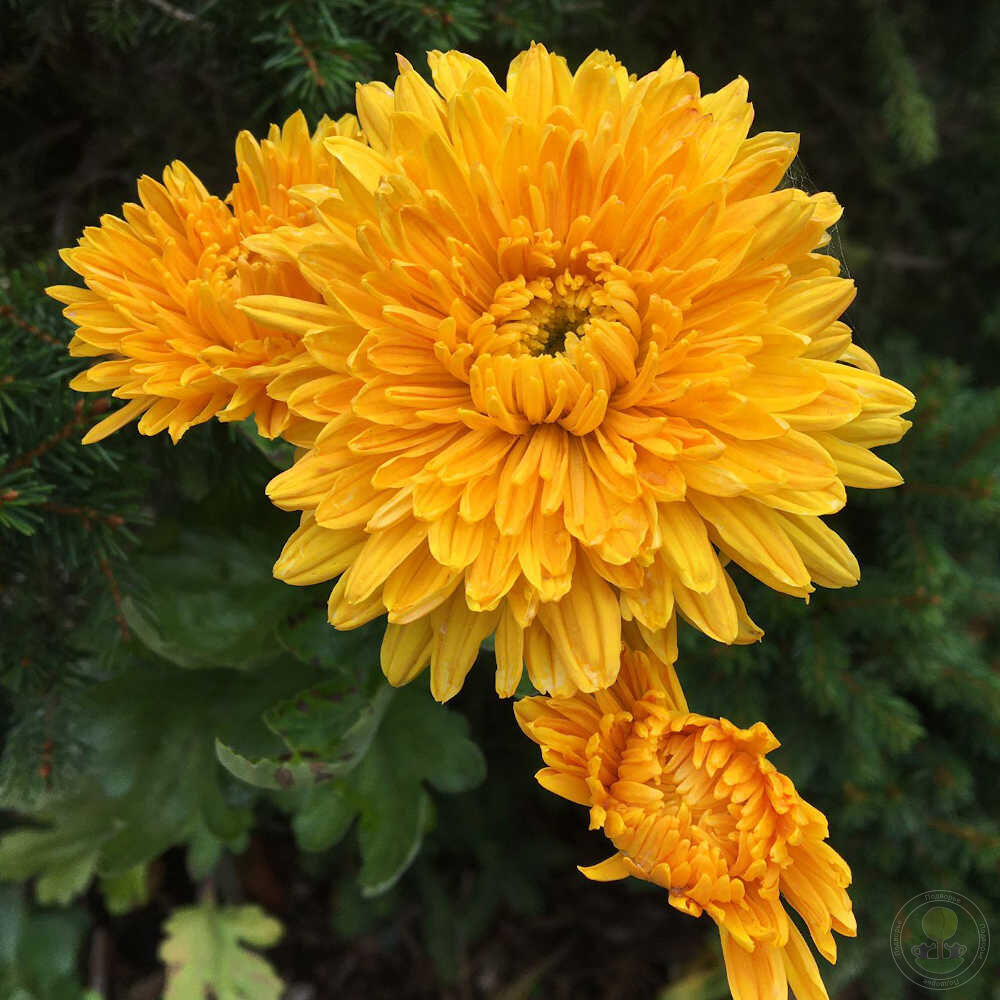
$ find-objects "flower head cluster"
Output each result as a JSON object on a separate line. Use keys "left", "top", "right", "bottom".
{"left": 48, "top": 112, "right": 360, "bottom": 445}
{"left": 516, "top": 646, "right": 856, "bottom": 999}
{"left": 48, "top": 43, "right": 902, "bottom": 1000}
{"left": 237, "top": 45, "right": 914, "bottom": 700}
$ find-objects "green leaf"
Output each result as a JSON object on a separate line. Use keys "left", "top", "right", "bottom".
{"left": 185, "top": 824, "right": 224, "bottom": 882}
{"left": 265, "top": 679, "right": 393, "bottom": 767}
{"left": 275, "top": 614, "right": 381, "bottom": 672}
{"left": 121, "top": 527, "right": 301, "bottom": 671}
{"left": 292, "top": 785, "right": 356, "bottom": 853}
{"left": 216, "top": 675, "right": 393, "bottom": 791}
{"left": 99, "top": 864, "right": 148, "bottom": 915}
{"left": 0, "top": 658, "right": 327, "bottom": 904}
{"left": 214, "top": 740, "right": 336, "bottom": 793}
{"left": 0, "top": 791, "right": 119, "bottom": 905}
{"left": 0, "top": 886, "right": 90, "bottom": 999}
{"left": 81, "top": 659, "right": 322, "bottom": 872}
{"left": 160, "top": 902, "right": 283, "bottom": 1000}
{"left": 292, "top": 684, "right": 486, "bottom": 896}
{"left": 356, "top": 789, "right": 434, "bottom": 897}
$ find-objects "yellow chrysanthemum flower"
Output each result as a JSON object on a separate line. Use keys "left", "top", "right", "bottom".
{"left": 515, "top": 647, "right": 856, "bottom": 1000}
{"left": 240, "top": 45, "right": 914, "bottom": 700}
{"left": 48, "top": 111, "right": 360, "bottom": 445}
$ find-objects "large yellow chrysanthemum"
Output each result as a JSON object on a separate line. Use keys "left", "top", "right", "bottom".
{"left": 48, "top": 112, "right": 360, "bottom": 445}
{"left": 515, "top": 647, "right": 856, "bottom": 1000}
{"left": 241, "top": 45, "right": 915, "bottom": 700}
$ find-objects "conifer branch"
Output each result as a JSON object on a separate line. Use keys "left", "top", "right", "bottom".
{"left": 2, "top": 398, "right": 109, "bottom": 473}
{"left": 288, "top": 22, "right": 326, "bottom": 90}
{"left": 42, "top": 501, "right": 126, "bottom": 530}
{"left": 0, "top": 304, "right": 63, "bottom": 348}
{"left": 99, "top": 553, "right": 131, "bottom": 641}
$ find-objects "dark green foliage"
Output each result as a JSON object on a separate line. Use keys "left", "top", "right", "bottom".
{"left": 2, "top": 1, "right": 1000, "bottom": 996}
{"left": 289, "top": 684, "right": 486, "bottom": 895}
{"left": 0, "top": 887, "right": 93, "bottom": 1000}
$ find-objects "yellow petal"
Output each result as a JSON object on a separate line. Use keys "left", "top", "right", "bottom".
{"left": 815, "top": 433, "right": 904, "bottom": 489}
{"left": 81, "top": 397, "right": 151, "bottom": 444}
{"left": 273, "top": 514, "right": 365, "bottom": 586}
{"left": 507, "top": 43, "right": 572, "bottom": 123}
{"left": 720, "top": 930, "right": 788, "bottom": 1000}
{"left": 382, "top": 545, "right": 462, "bottom": 623}
{"left": 537, "top": 767, "right": 592, "bottom": 806}
{"left": 355, "top": 82, "right": 394, "bottom": 153}
{"left": 571, "top": 50, "right": 626, "bottom": 134}
{"left": 536, "top": 558, "right": 622, "bottom": 692}
{"left": 343, "top": 519, "right": 427, "bottom": 603}
{"left": 323, "top": 136, "right": 396, "bottom": 193}
{"left": 427, "top": 49, "right": 498, "bottom": 99}
{"left": 429, "top": 589, "right": 500, "bottom": 701}
{"left": 781, "top": 921, "right": 830, "bottom": 1000}
{"left": 578, "top": 852, "right": 632, "bottom": 882}
{"left": 380, "top": 619, "right": 432, "bottom": 686}
{"left": 673, "top": 563, "right": 739, "bottom": 644}
{"left": 777, "top": 514, "right": 859, "bottom": 589}
{"left": 494, "top": 602, "right": 525, "bottom": 697}
{"left": 690, "top": 493, "right": 811, "bottom": 591}
{"left": 327, "top": 574, "right": 385, "bottom": 629}
{"left": 657, "top": 501, "right": 718, "bottom": 593}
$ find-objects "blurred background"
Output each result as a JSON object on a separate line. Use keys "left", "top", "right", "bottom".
{"left": 1, "top": 1, "right": 999, "bottom": 997}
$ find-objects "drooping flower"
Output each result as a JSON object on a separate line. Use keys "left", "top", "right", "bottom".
{"left": 515, "top": 646, "right": 856, "bottom": 1000}
{"left": 239, "top": 45, "right": 914, "bottom": 700}
{"left": 48, "top": 112, "right": 361, "bottom": 445}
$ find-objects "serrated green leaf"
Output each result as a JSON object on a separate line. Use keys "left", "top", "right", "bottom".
{"left": 217, "top": 673, "right": 394, "bottom": 791}
{"left": 265, "top": 679, "right": 393, "bottom": 765}
{"left": 291, "top": 684, "right": 486, "bottom": 896}
{"left": 0, "top": 792, "right": 120, "bottom": 905}
{"left": 215, "top": 739, "right": 338, "bottom": 792}
{"left": 160, "top": 902, "right": 283, "bottom": 1000}
{"left": 292, "top": 785, "right": 356, "bottom": 852}
{"left": 185, "top": 824, "right": 224, "bottom": 882}
{"left": 0, "top": 658, "right": 326, "bottom": 903}
{"left": 0, "top": 886, "right": 90, "bottom": 1000}
{"left": 121, "top": 528, "right": 301, "bottom": 670}
{"left": 275, "top": 614, "right": 381, "bottom": 672}
{"left": 357, "top": 788, "right": 434, "bottom": 897}
{"left": 99, "top": 864, "right": 148, "bottom": 915}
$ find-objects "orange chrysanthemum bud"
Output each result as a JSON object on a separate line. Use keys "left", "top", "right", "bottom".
{"left": 239, "top": 45, "right": 913, "bottom": 701}
{"left": 515, "top": 647, "right": 856, "bottom": 1000}
{"left": 48, "top": 112, "right": 361, "bottom": 445}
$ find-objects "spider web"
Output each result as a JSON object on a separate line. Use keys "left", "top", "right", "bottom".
{"left": 778, "top": 157, "right": 852, "bottom": 281}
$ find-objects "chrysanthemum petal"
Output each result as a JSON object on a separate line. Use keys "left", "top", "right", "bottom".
{"left": 782, "top": 921, "right": 831, "bottom": 1000}
{"left": 429, "top": 589, "right": 499, "bottom": 701}
{"left": 494, "top": 603, "right": 525, "bottom": 697}
{"left": 815, "top": 433, "right": 904, "bottom": 489}
{"left": 380, "top": 618, "right": 433, "bottom": 686}
{"left": 344, "top": 519, "right": 428, "bottom": 603}
{"left": 721, "top": 931, "right": 787, "bottom": 1000}
{"left": 536, "top": 559, "right": 622, "bottom": 692}
{"left": 273, "top": 514, "right": 365, "bottom": 586}
{"left": 578, "top": 852, "right": 632, "bottom": 881}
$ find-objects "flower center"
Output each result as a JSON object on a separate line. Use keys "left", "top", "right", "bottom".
{"left": 489, "top": 273, "right": 598, "bottom": 359}
{"left": 527, "top": 302, "right": 590, "bottom": 357}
